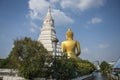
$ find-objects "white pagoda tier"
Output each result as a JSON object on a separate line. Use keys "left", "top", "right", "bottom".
{"left": 38, "top": 6, "right": 61, "bottom": 55}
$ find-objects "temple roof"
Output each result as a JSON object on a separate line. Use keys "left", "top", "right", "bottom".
{"left": 113, "top": 58, "right": 120, "bottom": 68}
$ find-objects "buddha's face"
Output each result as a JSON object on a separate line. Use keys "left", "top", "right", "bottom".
{"left": 66, "top": 34, "right": 73, "bottom": 39}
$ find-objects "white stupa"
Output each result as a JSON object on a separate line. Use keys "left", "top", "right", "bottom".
{"left": 38, "top": 6, "right": 61, "bottom": 55}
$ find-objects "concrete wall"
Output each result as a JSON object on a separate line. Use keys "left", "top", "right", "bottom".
{"left": 3, "top": 76, "right": 25, "bottom": 80}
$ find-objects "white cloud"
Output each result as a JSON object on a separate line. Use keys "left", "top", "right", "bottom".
{"left": 50, "top": 0, "right": 59, "bottom": 3}
{"left": 29, "top": 21, "right": 38, "bottom": 33}
{"left": 31, "top": 22, "right": 38, "bottom": 28}
{"left": 30, "top": 28, "right": 36, "bottom": 33}
{"left": 61, "top": 0, "right": 104, "bottom": 11}
{"left": 99, "top": 44, "right": 110, "bottom": 48}
{"left": 28, "top": 0, "right": 104, "bottom": 28}
{"left": 82, "top": 48, "right": 89, "bottom": 54}
{"left": 28, "top": 0, "right": 49, "bottom": 20}
{"left": 52, "top": 9, "right": 74, "bottom": 25}
{"left": 28, "top": 0, "right": 73, "bottom": 26}
{"left": 89, "top": 17, "right": 102, "bottom": 24}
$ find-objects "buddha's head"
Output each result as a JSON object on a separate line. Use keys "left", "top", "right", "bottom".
{"left": 66, "top": 28, "right": 73, "bottom": 40}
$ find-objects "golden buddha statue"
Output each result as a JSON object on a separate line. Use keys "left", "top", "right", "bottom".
{"left": 61, "top": 28, "right": 81, "bottom": 59}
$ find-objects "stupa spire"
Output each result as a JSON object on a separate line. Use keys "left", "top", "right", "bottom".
{"left": 45, "top": 5, "right": 52, "bottom": 19}
{"left": 38, "top": 5, "right": 61, "bottom": 55}
{"left": 48, "top": 5, "right": 51, "bottom": 13}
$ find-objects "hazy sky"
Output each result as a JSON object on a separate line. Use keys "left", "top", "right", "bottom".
{"left": 0, "top": 0, "right": 120, "bottom": 62}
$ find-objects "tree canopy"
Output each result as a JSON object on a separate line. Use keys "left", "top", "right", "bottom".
{"left": 45, "top": 55, "right": 95, "bottom": 80}
{"left": 0, "top": 37, "right": 96, "bottom": 80}
{"left": 100, "top": 61, "right": 112, "bottom": 74}
{"left": 7, "top": 37, "right": 48, "bottom": 79}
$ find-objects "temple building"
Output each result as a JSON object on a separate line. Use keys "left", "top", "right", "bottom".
{"left": 38, "top": 6, "right": 61, "bottom": 55}
{"left": 113, "top": 58, "right": 120, "bottom": 72}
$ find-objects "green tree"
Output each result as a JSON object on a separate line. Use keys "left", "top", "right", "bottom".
{"left": 8, "top": 37, "right": 48, "bottom": 79}
{"left": 46, "top": 55, "right": 95, "bottom": 80}
{"left": 46, "top": 56, "right": 78, "bottom": 80}
{"left": 0, "top": 58, "right": 11, "bottom": 68}
{"left": 4, "top": 37, "right": 95, "bottom": 80}
{"left": 55, "top": 57, "right": 77, "bottom": 79}
{"left": 100, "top": 61, "right": 112, "bottom": 74}
{"left": 76, "top": 59, "right": 96, "bottom": 76}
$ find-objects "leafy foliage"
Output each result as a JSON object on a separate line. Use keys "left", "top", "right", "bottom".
{"left": 76, "top": 59, "right": 96, "bottom": 76}
{"left": 45, "top": 55, "right": 95, "bottom": 80}
{"left": 53, "top": 57, "right": 77, "bottom": 79}
{"left": 0, "top": 58, "right": 13, "bottom": 68}
{"left": 1, "top": 37, "right": 95, "bottom": 80}
{"left": 100, "top": 61, "right": 112, "bottom": 74}
{"left": 7, "top": 37, "right": 48, "bottom": 79}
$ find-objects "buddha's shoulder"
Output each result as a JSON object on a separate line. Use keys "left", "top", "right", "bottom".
{"left": 62, "top": 40, "right": 67, "bottom": 43}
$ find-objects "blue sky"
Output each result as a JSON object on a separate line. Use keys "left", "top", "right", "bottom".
{"left": 0, "top": 0, "right": 120, "bottom": 62}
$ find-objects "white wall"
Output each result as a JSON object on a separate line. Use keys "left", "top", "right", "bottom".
{"left": 3, "top": 76, "right": 25, "bottom": 80}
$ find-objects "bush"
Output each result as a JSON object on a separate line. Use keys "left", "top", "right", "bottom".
{"left": 46, "top": 56, "right": 95, "bottom": 80}
{"left": 100, "top": 61, "right": 112, "bottom": 74}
